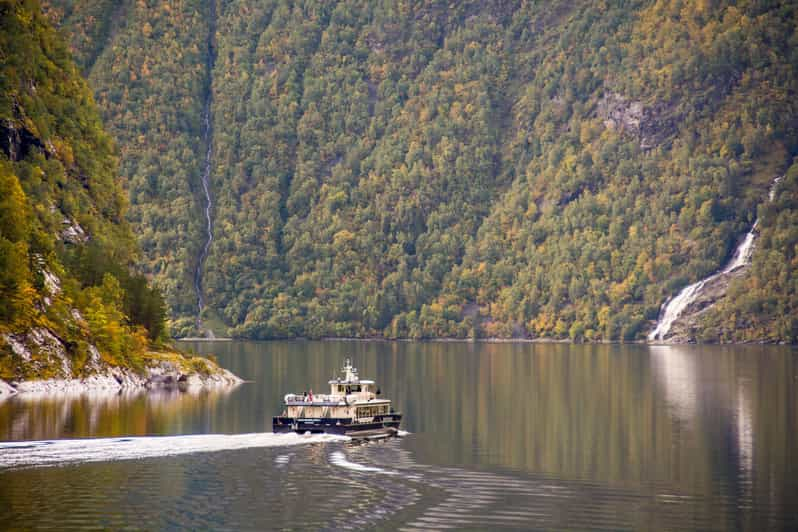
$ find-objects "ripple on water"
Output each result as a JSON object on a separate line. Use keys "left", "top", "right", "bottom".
{"left": 0, "top": 436, "right": 795, "bottom": 530}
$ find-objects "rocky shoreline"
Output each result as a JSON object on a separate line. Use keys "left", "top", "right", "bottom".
{"left": 0, "top": 359, "right": 242, "bottom": 400}
{"left": 1, "top": 322, "right": 243, "bottom": 400}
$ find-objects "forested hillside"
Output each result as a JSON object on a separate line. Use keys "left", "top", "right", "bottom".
{"left": 0, "top": 0, "right": 222, "bottom": 382}
{"left": 45, "top": 0, "right": 798, "bottom": 342}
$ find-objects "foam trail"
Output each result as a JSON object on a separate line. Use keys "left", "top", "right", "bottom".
{"left": 0, "top": 432, "right": 348, "bottom": 469}
{"left": 329, "top": 451, "right": 396, "bottom": 475}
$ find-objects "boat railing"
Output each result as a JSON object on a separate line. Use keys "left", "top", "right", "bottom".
{"left": 284, "top": 393, "right": 346, "bottom": 404}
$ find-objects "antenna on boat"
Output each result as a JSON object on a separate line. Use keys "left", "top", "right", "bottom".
{"left": 342, "top": 358, "right": 359, "bottom": 382}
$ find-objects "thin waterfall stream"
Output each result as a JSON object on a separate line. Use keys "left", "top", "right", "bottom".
{"left": 194, "top": 0, "right": 216, "bottom": 337}
{"left": 648, "top": 176, "right": 783, "bottom": 341}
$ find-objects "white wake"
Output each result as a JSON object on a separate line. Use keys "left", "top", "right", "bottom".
{"left": 0, "top": 432, "right": 348, "bottom": 469}
{"left": 329, "top": 451, "right": 396, "bottom": 475}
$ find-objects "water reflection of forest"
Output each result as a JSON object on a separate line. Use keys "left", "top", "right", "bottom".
{"left": 2, "top": 340, "right": 796, "bottom": 522}
{"left": 211, "top": 340, "right": 798, "bottom": 513}
{"left": 0, "top": 386, "right": 238, "bottom": 441}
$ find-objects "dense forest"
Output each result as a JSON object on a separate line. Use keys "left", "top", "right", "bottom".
{"left": 42, "top": 0, "right": 798, "bottom": 342}
{"left": 0, "top": 0, "right": 173, "bottom": 379}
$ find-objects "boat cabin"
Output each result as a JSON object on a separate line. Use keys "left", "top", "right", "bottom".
{"left": 281, "top": 360, "right": 392, "bottom": 422}
{"left": 273, "top": 358, "right": 402, "bottom": 437}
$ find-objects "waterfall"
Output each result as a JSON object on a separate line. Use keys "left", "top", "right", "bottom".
{"left": 722, "top": 225, "right": 757, "bottom": 274}
{"left": 193, "top": 0, "right": 216, "bottom": 338}
{"left": 648, "top": 176, "right": 782, "bottom": 341}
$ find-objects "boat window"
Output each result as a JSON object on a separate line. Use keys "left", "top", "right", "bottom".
{"left": 356, "top": 405, "right": 387, "bottom": 418}
{"left": 347, "top": 385, "right": 361, "bottom": 393}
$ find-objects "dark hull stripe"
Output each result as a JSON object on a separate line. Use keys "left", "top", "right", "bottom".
{"left": 272, "top": 414, "right": 402, "bottom": 436}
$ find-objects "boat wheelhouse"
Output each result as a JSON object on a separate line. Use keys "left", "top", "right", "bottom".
{"left": 272, "top": 359, "right": 402, "bottom": 438}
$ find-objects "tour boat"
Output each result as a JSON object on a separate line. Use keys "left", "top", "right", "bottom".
{"left": 272, "top": 359, "right": 402, "bottom": 438}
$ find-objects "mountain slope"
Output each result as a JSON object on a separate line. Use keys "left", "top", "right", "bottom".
{"left": 44, "top": 0, "right": 212, "bottom": 326}
{"left": 434, "top": 0, "right": 798, "bottom": 341}
{"left": 46, "top": 0, "right": 798, "bottom": 342}
{"left": 0, "top": 0, "right": 234, "bottom": 385}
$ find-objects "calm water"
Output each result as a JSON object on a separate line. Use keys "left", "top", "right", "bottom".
{"left": 1, "top": 341, "right": 797, "bottom": 530}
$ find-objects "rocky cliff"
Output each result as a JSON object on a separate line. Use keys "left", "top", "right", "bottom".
{"left": 0, "top": 1, "right": 241, "bottom": 391}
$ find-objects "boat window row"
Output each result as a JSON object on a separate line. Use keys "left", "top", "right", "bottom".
{"left": 356, "top": 405, "right": 388, "bottom": 418}
{"left": 335, "top": 384, "right": 364, "bottom": 393}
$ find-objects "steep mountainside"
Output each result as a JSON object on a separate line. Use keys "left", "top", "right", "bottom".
{"left": 46, "top": 0, "right": 798, "bottom": 342}
{"left": 0, "top": 0, "right": 236, "bottom": 387}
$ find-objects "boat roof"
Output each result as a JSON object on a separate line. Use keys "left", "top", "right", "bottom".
{"left": 327, "top": 359, "right": 375, "bottom": 385}
{"left": 285, "top": 398, "right": 389, "bottom": 406}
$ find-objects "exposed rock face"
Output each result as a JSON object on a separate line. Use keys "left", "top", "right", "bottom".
{"left": 3, "top": 334, "right": 31, "bottom": 362}
{"left": 660, "top": 267, "right": 747, "bottom": 343}
{"left": 8, "top": 371, "right": 144, "bottom": 395}
{"left": 0, "top": 364, "right": 241, "bottom": 398}
{"left": 145, "top": 359, "right": 241, "bottom": 388}
{"left": 59, "top": 217, "right": 88, "bottom": 243}
{"left": 0, "top": 379, "right": 17, "bottom": 397}
{"left": 0, "top": 120, "right": 45, "bottom": 161}
{"left": 32, "top": 327, "right": 71, "bottom": 376}
{"left": 0, "top": 331, "right": 242, "bottom": 399}
{"left": 42, "top": 269, "right": 61, "bottom": 296}
{"left": 4, "top": 328, "right": 69, "bottom": 376}
{"left": 597, "top": 92, "right": 676, "bottom": 149}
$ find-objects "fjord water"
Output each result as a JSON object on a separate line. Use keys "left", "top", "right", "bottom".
{"left": 1, "top": 342, "right": 796, "bottom": 530}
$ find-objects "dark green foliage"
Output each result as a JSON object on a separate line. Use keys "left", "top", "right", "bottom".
{"left": 61, "top": 241, "right": 168, "bottom": 341}
{"left": 44, "top": 0, "right": 212, "bottom": 320}
{"left": 697, "top": 160, "right": 798, "bottom": 342}
{"left": 48, "top": 0, "right": 798, "bottom": 341}
{"left": 42, "top": 0, "right": 124, "bottom": 74}
{"left": 0, "top": 0, "right": 166, "bottom": 369}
